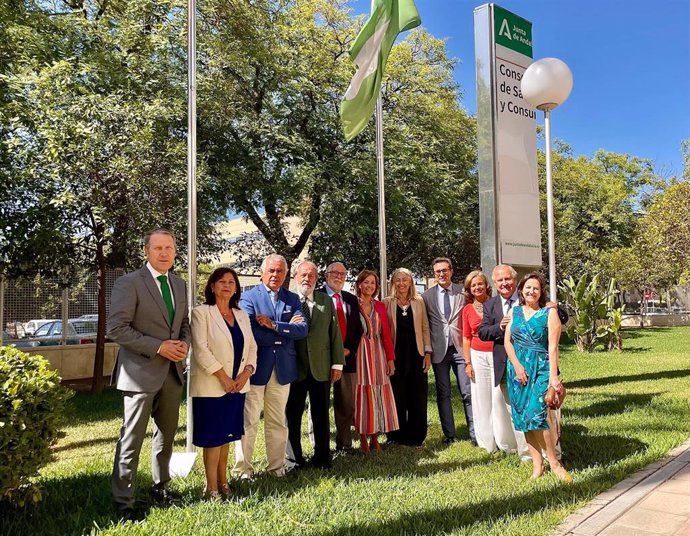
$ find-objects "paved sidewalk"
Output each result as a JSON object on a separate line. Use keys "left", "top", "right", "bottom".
{"left": 554, "top": 438, "right": 690, "bottom": 536}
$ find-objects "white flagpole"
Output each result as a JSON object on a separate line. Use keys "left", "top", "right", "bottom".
{"left": 186, "top": 0, "right": 197, "bottom": 454}
{"left": 170, "top": 0, "right": 198, "bottom": 477}
{"left": 375, "top": 94, "right": 387, "bottom": 296}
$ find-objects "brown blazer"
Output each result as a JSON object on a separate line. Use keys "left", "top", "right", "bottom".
{"left": 383, "top": 296, "right": 432, "bottom": 358}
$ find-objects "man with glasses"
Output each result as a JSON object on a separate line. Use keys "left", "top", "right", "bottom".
{"left": 422, "top": 257, "right": 476, "bottom": 445}
{"left": 319, "top": 262, "right": 363, "bottom": 452}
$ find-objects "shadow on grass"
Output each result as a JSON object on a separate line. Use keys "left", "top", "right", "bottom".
{"left": 309, "top": 431, "right": 650, "bottom": 535}
{"left": 564, "top": 392, "right": 659, "bottom": 419}
{"left": 621, "top": 327, "right": 673, "bottom": 339}
{"left": 311, "top": 474, "right": 623, "bottom": 536}
{"left": 567, "top": 368, "right": 690, "bottom": 389}
{"left": 0, "top": 469, "right": 204, "bottom": 536}
{"left": 66, "top": 387, "right": 123, "bottom": 424}
{"left": 66, "top": 387, "right": 190, "bottom": 426}
{"left": 52, "top": 436, "right": 118, "bottom": 453}
{"left": 561, "top": 424, "right": 647, "bottom": 470}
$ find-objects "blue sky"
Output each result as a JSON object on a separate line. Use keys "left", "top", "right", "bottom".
{"left": 351, "top": 0, "right": 690, "bottom": 178}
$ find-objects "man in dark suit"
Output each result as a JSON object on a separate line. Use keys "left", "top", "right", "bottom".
{"left": 320, "top": 261, "right": 363, "bottom": 452}
{"left": 234, "top": 254, "right": 308, "bottom": 478}
{"left": 422, "top": 257, "right": 475, "bottom": 445}
{"left": 286, "top": 261, "right": 345, "bottom": 470}
{"left": 108, "top": 229, "right": 191, "bottom": 519}
{"left": 478, "top": 263, "right": 567, "bottom": 459}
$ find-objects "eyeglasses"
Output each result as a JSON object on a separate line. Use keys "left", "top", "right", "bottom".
{"left": 326, "top": 271, "right": 346, "bottom": 278}
{"left": 434, "top": 269, "right": 450, "bottom": 275}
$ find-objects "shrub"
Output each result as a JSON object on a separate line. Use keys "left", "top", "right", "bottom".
{"left": 0, "top": 346, "right": 72, "bottom": 503}
{"left": 560, "top": 274, "right": 625, "bottom": 352}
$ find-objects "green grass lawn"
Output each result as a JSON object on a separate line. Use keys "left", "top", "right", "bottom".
{"left": 2, "top": 327, "right": 689, "bottom": 535}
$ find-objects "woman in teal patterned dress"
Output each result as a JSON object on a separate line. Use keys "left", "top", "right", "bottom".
{"left": 505, "top": 273, "right": 572, "bottom": 483}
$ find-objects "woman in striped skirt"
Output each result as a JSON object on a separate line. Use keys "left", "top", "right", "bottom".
{"left": 354, "top": 270, "right": 398, "bottom": 453}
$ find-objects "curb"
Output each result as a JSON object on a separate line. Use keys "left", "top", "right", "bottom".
{"left": 551, "top": 438, "right": 690, "bottom": 536}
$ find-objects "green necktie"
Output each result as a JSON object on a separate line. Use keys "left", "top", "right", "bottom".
{"left": 157, "top": 274, "right": 175, "bottom": 324}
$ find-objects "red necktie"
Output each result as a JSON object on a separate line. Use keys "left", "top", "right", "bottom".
{"left": 334, "top": 293, "right": 347, "bottom": 341}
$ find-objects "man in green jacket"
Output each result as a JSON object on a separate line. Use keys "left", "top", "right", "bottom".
{"left": 286, "top": 260, "right": 345, "bottom": 470}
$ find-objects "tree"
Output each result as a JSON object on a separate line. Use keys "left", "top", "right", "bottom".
{"left": 197, "top": 0, "right": 478, "bottom": 282}
{"left": 1, "top": 1, "right": 218, "bottom": 392}
{"left": 638, "top": 181, "right": 690, "bottom": 286}
{"left": 541, "top": 145, "right": 659, "bottom": 281}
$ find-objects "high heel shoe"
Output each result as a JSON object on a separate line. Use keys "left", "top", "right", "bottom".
{"left": 218, "top": 482, "right": 231, "bottom": 498}
{"left": 553, "top": 465, "right": 573, "bottom": 485}
{"left": 203, "top": 489, "right": 222, "bottom": 501}
{"left": 359, "top": 434, "right": 370, "bottom": 454}
{"left": 370, "top": 435, "right": 382, "bottom": 452}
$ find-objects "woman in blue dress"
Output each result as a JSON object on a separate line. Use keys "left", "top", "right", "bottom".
{"left": 191, "top": 268, "right": 257, "bottom": 499}
{"left": 505, "top": 272, "right": 571, "bottom": 483}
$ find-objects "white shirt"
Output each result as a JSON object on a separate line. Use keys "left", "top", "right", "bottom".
{"left": 436, "top": 284, "right": 455, "bottom": 344}
{"left": 500, "top": 292, "right": 519, "bottom": 316}
{"left": 298, "top": 289, "right": 342, "bottom": 372}
{"left": 324, "top": 285, "right": 350, "bottom": 316}
{"left": 436, "top": 283, "right": 456, "bottom": 318}
{"left": 147, "top": 262, "right": 175, "bottom": 309}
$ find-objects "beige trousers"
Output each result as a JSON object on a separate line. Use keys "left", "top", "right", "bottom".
{"left": 233, "top": 369, "right": 290, "bottom": 477}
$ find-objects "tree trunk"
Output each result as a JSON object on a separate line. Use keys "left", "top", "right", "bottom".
{"left": 91, "top": 237, "right": 106, "bottom": 394}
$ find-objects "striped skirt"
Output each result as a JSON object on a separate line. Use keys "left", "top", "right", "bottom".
{"left": 354, "top": 334, "right": 399, "bottom": 435}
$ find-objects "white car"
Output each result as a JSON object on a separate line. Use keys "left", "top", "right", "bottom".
{"left": 24, "top": 319, "right": 59, "bottom": 337}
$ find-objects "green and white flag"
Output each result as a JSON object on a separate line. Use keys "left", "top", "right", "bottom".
{"left": 340, "top": 0, "right": 421, "bottom": 141}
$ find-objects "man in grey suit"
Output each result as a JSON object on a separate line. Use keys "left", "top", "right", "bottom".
{"left": 422, "top": 257, "right": 475, "bottom": 445}
{"left": 107, "top": 229, "right": 190, "bottom": 519}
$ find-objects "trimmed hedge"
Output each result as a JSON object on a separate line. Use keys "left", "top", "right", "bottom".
{"left": 0, "top": 346, "right": 72, "bottom": 503}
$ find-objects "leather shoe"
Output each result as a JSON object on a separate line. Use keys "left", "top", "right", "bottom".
{"left": 442, "top": 437, "right": 456, "bottom": 444}
{"left": 312, "top": 459, "right": 333, "bottom": 470}
{"left": 150, "top": 485, "right": 181, "bottom": 505}
{"left": 115, "top": 505, "right": 136, "bottom": 522}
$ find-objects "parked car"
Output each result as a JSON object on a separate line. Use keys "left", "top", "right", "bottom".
{"left": 24, "top": 319, "right": 59, "bottom": 337}
{"left": 32, "top": 320, "right": 97, "bottom": 346}
{"left": 2, "top": 330, "right": 38, "bottom": 348}
{"left": 77, "top": 314, "right": 99, "bottom": 321}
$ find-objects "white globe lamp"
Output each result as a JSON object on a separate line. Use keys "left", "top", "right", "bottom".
{"left": 521, "top": 58, "right": 573, "bottom": 302}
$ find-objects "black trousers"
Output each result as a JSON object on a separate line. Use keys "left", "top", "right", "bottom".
{"left": 286, "top": 370, "right": 332, "bottom": 466}
{"left": 387, "top": 361, "right": 429, "bottom": 446}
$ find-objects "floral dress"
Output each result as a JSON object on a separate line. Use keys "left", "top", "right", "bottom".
{"left": 506, "top": 306, "right": 550, "bottom": 432}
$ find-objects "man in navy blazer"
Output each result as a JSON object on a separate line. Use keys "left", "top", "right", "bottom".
{"left": 233, "top": 254, "right": 308, "bottom": 478}
{"left": 320, "top": 261, "right": 363, "bottom": 452}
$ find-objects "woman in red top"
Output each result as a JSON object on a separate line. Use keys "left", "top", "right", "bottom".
{"left": 461, "top": 270, "right": 516, "bottom": 453}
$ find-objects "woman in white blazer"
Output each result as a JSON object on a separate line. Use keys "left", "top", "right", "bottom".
{"left": 191, "top": 267, "right": 257, "bottom": 500}
{"left": 383, "top": 268, "right": 432, "bottom": 446}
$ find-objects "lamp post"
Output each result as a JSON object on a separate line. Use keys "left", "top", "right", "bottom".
{"left": 520, "top": 58, "right": 573, "bottom": 302}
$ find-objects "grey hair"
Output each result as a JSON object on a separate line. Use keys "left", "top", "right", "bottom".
{"left": 260, "top": 254, "right": 288, "bottom": 273}
{"left": 291, "top": 259, "right": 317, "bottom": 277}
{"left": 326, "top": 261, "right": 346, "bottom": 273}
{"left": 492, "top": 264, "right": 518, "bottom": 281}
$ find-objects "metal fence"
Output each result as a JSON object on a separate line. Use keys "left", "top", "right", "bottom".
{"left": 0, "top": 268, "right": 263, "bottom": 346}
